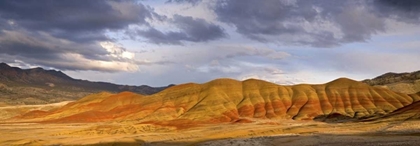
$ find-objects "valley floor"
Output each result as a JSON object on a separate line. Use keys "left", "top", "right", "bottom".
{"left": 1, "top": 119, "right": 420, "bottom": 146}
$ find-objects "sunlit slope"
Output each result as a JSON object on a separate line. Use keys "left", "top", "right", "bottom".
{"left": 16, "top": 78, "right": 420, "bottom": 127}
{"left": 0, "top": 101, "right": 72, "bottom": 120}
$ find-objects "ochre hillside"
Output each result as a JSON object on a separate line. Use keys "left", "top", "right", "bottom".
{"left": 373, "top": 92, "right": 420, "bottom": 121}
{"left": 15, "top": 78, "right": 420, "bottom": 128}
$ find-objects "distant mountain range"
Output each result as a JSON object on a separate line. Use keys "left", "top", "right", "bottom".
{"left": 0, "top": 63, "right": 172, "bottom": 105}
{"left": 362, "top": 71, "right": 420, "bottom": 94}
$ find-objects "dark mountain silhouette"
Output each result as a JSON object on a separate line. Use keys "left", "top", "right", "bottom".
{"left": 0, "top": 63, "right": 172, "bottom": 105}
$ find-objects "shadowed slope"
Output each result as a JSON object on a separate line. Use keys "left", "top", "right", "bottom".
{"left": 14, "top": 78, "right": 420, "bottom": 128}
{"left": 0, "top": 63, "right": 171, "bottom": 105}
{"left": 372, "top": 92, "right": 420, "bottom": 121}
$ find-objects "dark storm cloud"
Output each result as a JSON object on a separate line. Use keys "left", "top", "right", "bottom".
{"left": 166, "top": 0, "right": 202, "bottom": 5}
{"left": 213, "top": 0, "right": 388, "bottom": 47}
{"left": 0, "top": 30, "right": 107, "bottom": 60}
{"left": 135, "top": 28, "right": 188, "bottom": 45}
{"left": 371, "top": 0, "right": 420, "bottom": 22}
{"left": 171, "top": 0, "right": 418, "bottom": 47}
{"left": 0, "top": 0, "right": 157, "bottom": 42}
{"left": 173, "top": 14, "right": 226, "bottom": 42}
{"left": 135, "top": 14, "right": 226, "bottom": 45}
{"left": 0, "top": 0, "right": 158, "bottom": 71}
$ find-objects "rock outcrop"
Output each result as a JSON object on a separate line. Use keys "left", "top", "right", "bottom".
{"left": 363, "top": 71, "right": 420, "bottom": 94}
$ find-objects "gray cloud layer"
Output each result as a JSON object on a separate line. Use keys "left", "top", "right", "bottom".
{"left": 0, "top": 0, "right": 226, "bottom": 71}
{"left": 372, "top": 0, "right": 420, "bottom": 22}
{"left": 134, "top": 14, "right": 226, "bottom": 45}
{"left": 0, "top": 0, "right": 157, "bottom": 42}
{"left": 175, "top": 0, "right": 420, "bottom": 47}
{"left": 214, "top": 0, "right": 382, "bottom": 47}
{"left": 0, "top": 0, "right": 155, "bottom": 71}
{"left": 0, "top": 0, "right": 419, "bottom": 75}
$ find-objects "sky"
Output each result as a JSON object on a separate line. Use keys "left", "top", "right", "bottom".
{"left": 0, "top": 0, "right": 419, "bottom": 87}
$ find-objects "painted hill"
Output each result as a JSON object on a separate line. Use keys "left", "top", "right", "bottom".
{"left": 363, "top": 71, "right": 420, "bottom": 94}
{"left": 0, "top": 63, "right": 171, "bottom": 105}
{"left": 372, "top": 92, "right": 420, "bottom": 121}
{"left": 0, "top": 101, "right": 71, "bottom": 120}
{"left": 15, "top": 78, "right": 420, "bottom": 128}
